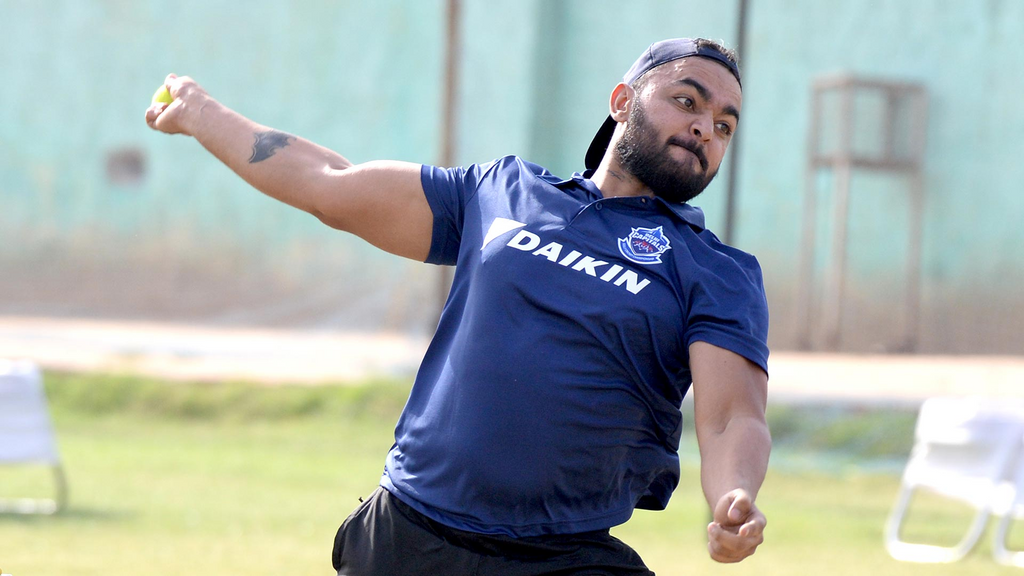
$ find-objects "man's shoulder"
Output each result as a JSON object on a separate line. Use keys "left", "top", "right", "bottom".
{"left": 476, "top": 155, "right": 560, "bottom": 181}
{"left": 454, "top": 156, "right": 573, "bottom": 201}
{"left": 676, "top": 227, "right": 766, "bottom": 291}
{"left": 690, "top": 227, "right": 761, "bottom": 268}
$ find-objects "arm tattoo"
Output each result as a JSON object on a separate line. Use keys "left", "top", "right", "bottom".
{"left": 248, "top": 130, "right": 296, "bottom": 163}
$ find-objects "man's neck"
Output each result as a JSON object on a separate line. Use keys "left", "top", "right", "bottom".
{"left": 589, "top": 158, "right": 653, "bottom": 199}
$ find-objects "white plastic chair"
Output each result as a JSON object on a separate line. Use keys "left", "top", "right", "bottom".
{"left": 0, "top": 359, "right": 67, "bottom": 514}
{"left": 993, "top": 430, "right": 1024, "bottom": 567}
{"left": 885, "top": 397, "right": 1024, "bottom": 563}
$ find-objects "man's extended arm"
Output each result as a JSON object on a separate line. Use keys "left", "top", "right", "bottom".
{"left": 144, "top": 74, "right": 433, "bottom": 261}
{"left": 689, "top": 341, "right": 771, "bottom": 563}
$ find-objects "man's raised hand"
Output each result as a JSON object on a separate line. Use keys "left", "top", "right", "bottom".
{"left": 145, "top": 74, "right": 207, "bottom": 136}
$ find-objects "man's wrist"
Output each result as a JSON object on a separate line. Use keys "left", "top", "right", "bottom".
{"left": 183, "top": 92, "right": 216, "bottom": 140}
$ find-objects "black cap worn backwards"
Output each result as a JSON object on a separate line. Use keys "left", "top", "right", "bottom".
{"left": 584, "top": 38, "right": 741, "bottom": 172}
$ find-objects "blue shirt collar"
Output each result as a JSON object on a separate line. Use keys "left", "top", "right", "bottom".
{"left": 548, "top": 170, "right": 707, "bottom": 231}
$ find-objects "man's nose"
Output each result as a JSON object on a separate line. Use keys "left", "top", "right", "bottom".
{"left": 691, "top": 115, "right": 713, "bottom": 141}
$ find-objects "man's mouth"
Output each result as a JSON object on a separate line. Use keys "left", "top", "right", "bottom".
{"left": 668, "top": 139, "right": 708, "bottom": 172}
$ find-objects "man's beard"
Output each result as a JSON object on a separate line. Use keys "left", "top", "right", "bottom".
{"left": 613, "top": 99, "right": 718, "bottom": 204}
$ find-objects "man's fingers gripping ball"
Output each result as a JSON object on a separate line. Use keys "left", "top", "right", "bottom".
{"left": 145, "top": 74, "right": 201, "bottom": 135}
{"left": 146, "top": 75, "right": 175, "bottom": 130}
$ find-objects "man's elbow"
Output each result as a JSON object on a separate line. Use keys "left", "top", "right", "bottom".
{"left": 310, "top": 208, "right": 346, "bottom": 231}
{"left": 742, "top": 414, "right": 772, "bottom": 443}
{"left": 701, "top": 414, "right": 771, "bottom": 453}
{"left": 306, "top": 168, "right": 356, "bottom": 231}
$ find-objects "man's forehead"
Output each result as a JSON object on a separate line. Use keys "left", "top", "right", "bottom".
{"left": 643, "top": 57, "right": 742, "bottom": 103}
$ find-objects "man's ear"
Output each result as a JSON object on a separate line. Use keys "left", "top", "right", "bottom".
{"left": 609, "top": 82, "right": 634, "bottom": 123}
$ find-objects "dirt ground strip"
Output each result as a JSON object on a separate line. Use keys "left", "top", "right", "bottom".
{"left": 1, "top": 316, "right": 1023, "bottom": 404}
{"left": 0, "top": 316, "right": 427, "bottom": 384}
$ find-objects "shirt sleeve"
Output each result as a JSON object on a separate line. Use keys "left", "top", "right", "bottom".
{"left": 421, "top": 163, "right": 496, "bottom": 265}
{"left": 682, "top": 242, "right": 770, "bottom": 375}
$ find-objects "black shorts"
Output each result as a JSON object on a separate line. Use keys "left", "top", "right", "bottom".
{"left": 333, "top": 487, "right": 655, "bottom": 576}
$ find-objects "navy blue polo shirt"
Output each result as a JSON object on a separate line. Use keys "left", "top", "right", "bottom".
{"left": 380, "top": 155, "right": 769, "bottom": 537}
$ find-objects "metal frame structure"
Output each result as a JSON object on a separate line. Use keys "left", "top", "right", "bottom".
{"left": 434, "top": 0, "right": 463, "bottom": 325}
{"left": 797, "top": 75, "right": 928, "bottom": 351}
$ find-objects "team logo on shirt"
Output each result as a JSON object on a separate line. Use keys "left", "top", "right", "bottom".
{"left": 483, "top": 218, "right": 652, "bottom": 295}
{"left": 618, "top": 226, "right": 671, "bottom": 265}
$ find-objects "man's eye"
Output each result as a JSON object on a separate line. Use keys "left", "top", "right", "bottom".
{"left": 677, "top": 97, "right": 694, "bottom": 108}
{"left": 717, "top": 122, "right": 733, "bottom": 135}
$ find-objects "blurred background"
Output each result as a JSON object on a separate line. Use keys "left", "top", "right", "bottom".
{"left": 2, "top": 0, "right": 1022, "bottom": 353}
{"left": 1, "top": 0, "right": 1024, "bottom": 575}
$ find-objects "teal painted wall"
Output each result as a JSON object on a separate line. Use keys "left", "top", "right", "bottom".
{"left": 1, "top": 0, "right": 1021, "bottom": 352}
{"left": 0, "top": 0, "right": 448, "bottom": 331}
{"left": 454, "top": 0, "right": 1024, "bottom": 353}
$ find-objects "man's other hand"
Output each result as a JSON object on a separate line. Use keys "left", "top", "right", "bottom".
{"left": 707, "top": 488, "right": 766, "bottom": 563}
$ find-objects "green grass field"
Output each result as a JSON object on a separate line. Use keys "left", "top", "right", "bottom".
{"left": 0, "top": 372, "right": 1021, "bottom": 575}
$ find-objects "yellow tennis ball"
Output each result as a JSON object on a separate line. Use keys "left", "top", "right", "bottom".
{"left": 152, "top": 85, "right": 173, "bottom": 104}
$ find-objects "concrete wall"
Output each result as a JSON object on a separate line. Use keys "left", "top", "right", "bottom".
{"left": 1, "top": 0, "right": 1022, "bottom": 352}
